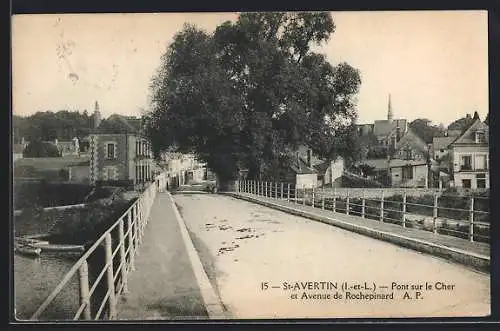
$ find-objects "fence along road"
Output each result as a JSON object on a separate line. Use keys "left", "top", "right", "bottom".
{"left": 238, "top": 181, "right": 490, "bottom": 244}
{"left": 28, "top": 181, "right": 159, "bottom": 321}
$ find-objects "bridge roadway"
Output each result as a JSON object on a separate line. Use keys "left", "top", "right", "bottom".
{"left": 116, "top": 192, "right": 490, "bottom": 319}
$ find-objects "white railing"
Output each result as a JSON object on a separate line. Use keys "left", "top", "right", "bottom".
{"left": 237, "top": 180, "right": 490, "bottom": 243}
{"left": 29, "top": 179, "right": 160, "bottom": 321}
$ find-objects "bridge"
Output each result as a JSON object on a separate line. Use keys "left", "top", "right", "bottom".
{"left": 25, "top": 178, "right": 490, "bottom": 320}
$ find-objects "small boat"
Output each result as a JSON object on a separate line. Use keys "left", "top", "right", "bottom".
{"left": 15, "top": 245, "right": 42, "bottom": 257}
{"left": 14, "top": 237, "right": 50, "bottom": 247}
{"left": 38, "top": 244, "right": 85, "bottom": 253}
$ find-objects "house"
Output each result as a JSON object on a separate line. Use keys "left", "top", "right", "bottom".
{"left": 284, "top": 146, "right": 344, "bottom": 189}
{"left": 161, "top": 152, "right": 208, "bottom": 187}
{"left": 432, "top": 136, "right": 456, "bottom": 160}
{"left": 89, "top": 114, "right": 155, "bottom": 186}
{"left": 448, "top": 112, "right": 489, "bottom": 189}
{"left": 356, "top": 128, "right": 435, "bottom": 188}
{"left": 286, "top": 153, "right": 318, "bottom": 189}
{"left": 53, "top": 137, "right": 80, "bottom": 156}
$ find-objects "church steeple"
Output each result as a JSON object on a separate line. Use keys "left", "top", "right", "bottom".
{"left": 92, "top": 101, "right": 102, "bottom": 129}
{"left": 387, "top": 93, "right": 393, "bottom": 122}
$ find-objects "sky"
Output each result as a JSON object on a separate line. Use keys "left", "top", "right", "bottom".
{"left": 12, "top": 11, "right": 488, "bottom": 127}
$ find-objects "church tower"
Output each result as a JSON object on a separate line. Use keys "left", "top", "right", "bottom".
{"left": 387, "top": 93, "right": 393, "bottom": 122}
{"left": 92, "top": 101, "right": 102, "bottom": 129}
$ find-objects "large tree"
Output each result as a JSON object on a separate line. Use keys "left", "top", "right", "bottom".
{"left": 147, "top": 12, "right": 361, "bottom": 182}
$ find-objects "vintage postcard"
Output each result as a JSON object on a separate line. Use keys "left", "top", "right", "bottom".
{"left": 11, "top": 11, "right": 490, "bottom": 321}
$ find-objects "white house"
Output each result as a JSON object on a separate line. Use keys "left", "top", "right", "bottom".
{"left": 449, "top": 113, "right": 489, "bottom": 189}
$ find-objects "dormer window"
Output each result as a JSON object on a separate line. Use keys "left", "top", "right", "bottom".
{"left": 475, "top": 131, "right": 486, "bottom": 143}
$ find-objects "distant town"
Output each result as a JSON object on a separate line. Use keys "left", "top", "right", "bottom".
{"left": 12, "top": 95, "right": 489, "bottom": 192}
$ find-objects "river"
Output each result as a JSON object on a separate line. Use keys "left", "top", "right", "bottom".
{"left": 14, "top": 252, "right": 80, "bottom": 321}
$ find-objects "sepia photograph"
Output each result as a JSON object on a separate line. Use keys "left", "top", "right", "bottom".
{"left": 11, "top": 10, "right": 490, "bottom": 321}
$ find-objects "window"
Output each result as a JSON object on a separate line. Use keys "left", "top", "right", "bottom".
{"left": 477, "top": 179, "right": 486, "bottom": 188}
{"left": 462, "top": 179, "right": 472, "bottom": 188}
{"left": 475, "top": 155, "right": 487, "bottom": 170}
{"left": 106, "top": 143, "right": 116, "bottom": 159}
{"left": 475, "top": 131, "right": 486, "bottom": 143}
{"left": 460, "top": 155, "right": 472, "bottom": 171}
{"left": 402, "top": 166, "right": 413, "bottom": 180}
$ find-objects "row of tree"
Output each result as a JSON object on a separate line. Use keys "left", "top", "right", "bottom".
{"left": 13, "top": 110, "right": 94, "bottom": 144}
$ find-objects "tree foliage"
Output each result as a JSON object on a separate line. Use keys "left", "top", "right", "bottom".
{"left": 13, "top": 110, "right": 92, "bottom": 144}
{"left": 23, "top": 140, "right": 61, "bottom": 157}
{"left": 447, "top": 116, "right": 475, "bottom": 132}
{"left": 147, "top": 12, "right": 361, "bottom": 181}
{"left": 409, "top": 118, "right": 445, "bottom": 144}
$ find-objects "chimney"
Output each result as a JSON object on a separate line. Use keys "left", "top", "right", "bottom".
{"left": 473, "top": 111, "right": 480, "bottom": 120}
{"left": 307, "top": 149, "right": 312, "bottom": 168}
{"left": 466, "top": 113, "right": 471, "bottom": 119}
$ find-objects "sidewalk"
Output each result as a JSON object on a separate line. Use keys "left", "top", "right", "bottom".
{"left": 115, "top": 192, "right": 211, "bottom": 320}
{"left": 226, "top": 192, "right": 490, "bottom": 272}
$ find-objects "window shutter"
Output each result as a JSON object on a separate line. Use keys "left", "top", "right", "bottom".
{"left": 104, "top": 143, "right": 108, "bottom": 159}
{"left": 114, "top": 143, "right": 117, "bottom": 159}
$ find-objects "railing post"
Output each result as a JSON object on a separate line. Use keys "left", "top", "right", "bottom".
{"left": 346, "top": 189, "right": 350, "bottom": 215}
{"left": 322, "top": 194, "right": 325, "bottom": 210}
{"left": 402, "top": 190, "right": 407, "bottom": 228}
{"left": 287, "top": 183, "right": 290, "bottom": 202}
{"left": 469, "top": 196, "right": 475, "bottom": 242}
{"left": 118, "top": 219, "right": 128, "bottom": 294}
{"left": 127, "top": 210, "right": 135, "bottom": 271}
{"left": 312, "top": 187, "right": 315, "bottom": 208}
{"left": 78, "top": 260, "right": 91, "bottom": 320}
{"left": 379, "top": 190, "right": 384, "bottom": 222}
{"left": 361, "top": 189, "right": 365, "bottom": 218}
{"left": 280, "top": 182, "right": 284, "bottom": 199}
{"left": 303, "top": 186, "right": 306, "bottom": 206}
{"left": 264, "top": 181, "right": 267, "bottom": 197}
{"left": 432, "top": 192, "right": 438, "bottom": 234}
{"left": 134, "top": 204, "right": 140, "bottom": 256}
{"left": 105, "top": 233, "right": 117, "bottom": 319}
{"left": 332, "top": 187, "right": 336, "bottom": 212}
{"left": 275, "top": 182, "right": 278, "bottom": 199}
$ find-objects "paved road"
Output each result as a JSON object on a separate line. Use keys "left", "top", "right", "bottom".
{"left": 174, "top": 193, "right": 490, "bottom": 319}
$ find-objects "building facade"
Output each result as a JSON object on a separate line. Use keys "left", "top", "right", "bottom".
{"left": 449, "top": 115, "right": 489, "bottom": 189}
{"left": 89, "top": 114, "right": 154, "bottom": 186}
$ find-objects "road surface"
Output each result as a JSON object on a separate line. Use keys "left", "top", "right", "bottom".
{"left": 174, "top": 193, "right": 490, "bottom": 319}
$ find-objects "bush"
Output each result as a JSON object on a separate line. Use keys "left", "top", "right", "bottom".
{"left": 23, "top": 140, "right": 61, "bottom": 157}
{"left": 49, "top": 195, "right": 135, "bottom": 245}
{"left": 13, "top": 181, "right": 93, "bottom": 209}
